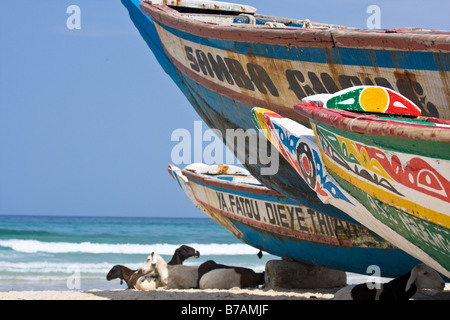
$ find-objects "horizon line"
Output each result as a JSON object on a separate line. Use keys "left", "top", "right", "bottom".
{"left": 0, "top": 213, "right": 209, "bottom": 219}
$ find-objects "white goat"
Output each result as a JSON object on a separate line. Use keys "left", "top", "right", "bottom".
{"left": 142, "top": 252, "right": 199, "bottom": 289}
{"left": 135, "top": 273, "right": 161, "bottom": 291}
{"left": 334, "top": 264, "right": 445, "bottom": 300}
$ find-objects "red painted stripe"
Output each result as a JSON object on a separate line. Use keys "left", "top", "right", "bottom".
{"left": 141, "top": 3, "right": 334, "bottom": 48}
{"left": 332, "top": 29, "right": 450, "bottom": 52}
{"left": 294, "top": 102, "right": 450, "bottom": 143}
{"left": 141, "top": 2, "right": 450, "bottom": 52}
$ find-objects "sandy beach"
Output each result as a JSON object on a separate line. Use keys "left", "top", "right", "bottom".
{"left": 0, "top": 287, "right": 336, "bottom": 300}
{"left": 0, "top": 286, "right": 449, "bottom": 300}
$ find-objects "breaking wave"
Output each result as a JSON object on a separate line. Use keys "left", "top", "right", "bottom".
{"left": 0, "top": 239, "right": 259, "bottom": 255}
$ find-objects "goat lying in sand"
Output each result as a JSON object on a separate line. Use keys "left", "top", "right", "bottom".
{"left": 197, "top": 260, "right": 265, "bottom": 289}
{"left": 106, "top": 245, "right": 199, "bottom": 289}
{"left": 135, "top": 272, "right": 162, "bottom": 291}
{"left": 333, "top": 264, "right": 445, "bottom": 300}
{"left": 141, "top": 252, "right": 200, "bottom": 289}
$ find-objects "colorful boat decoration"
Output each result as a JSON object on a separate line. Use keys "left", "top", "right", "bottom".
{"left": 302, "top": 85, "right": 423, "bottom": 117}
{"left": 123, "top": 0, "right": 450, "bottom": 230}
{"left": 295, "top": 86, "right": 450, "bottom": 277}
{"left": 168, "top": 163, "right": 421, "bottom": 277}
{"left": 253, "top": 87, "right": 450, "bottom": 278}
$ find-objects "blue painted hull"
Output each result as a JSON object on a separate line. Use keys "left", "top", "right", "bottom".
{"left": 170, "top": 164, "right": 421, "bottom": 278}
{"left": 123, "top": 0, "right": 361, "bottom": 226}
{"left": 233, "top": 220, "right": 419, "bottom": 278}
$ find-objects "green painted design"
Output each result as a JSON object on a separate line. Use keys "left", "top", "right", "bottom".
{"left": 311, "top": 120, "right": 450, "bottom": 160}
{"left": 326, "top": 87, "right": 364, "bottom": 111}
{"left": 316, "top": 125, "right": 361, "bottom": 167}
{"left": 332, "top": 172, "right": 450, "bottom": 272}
{"left": 377, "top": 116, "right": 436, "bottom": 126}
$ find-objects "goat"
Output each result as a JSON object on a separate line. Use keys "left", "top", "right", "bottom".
{"left": 167, "top": 245, "right": 200, "bottom": 265}
{"left": 333, "top": 264, "right": 445, "bottom": 300}
{"left": 106, "top": 245, "right": 199, "bottom": 289}
{"left": 135, "top": 273, "right": 161, "bottom": 291}
{"left": 197, "top": 259, "right": 231, "bottom": 286}
{"left": 142, "top": 252, "right": 199, "bottom": 289}
{"left": 198, "top": 260, "right": 265, "bottom": 289}
{"left": 106, "top": 264, "right": 143, "bottom": 289}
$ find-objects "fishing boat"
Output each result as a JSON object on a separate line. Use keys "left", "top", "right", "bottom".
{"left": 295, "top": 86, "right": 450, "bottom": 277}
{"left": 123, "top": 0, "right": 450, "bottom": 229}
{"left": 168, "top": 163, "right": 421, "bottom": 277}
{"left": 123, "top": 0, "right": 359, "bottom": 225}
{"left": 253, "top": 86, "right": 450, "bottom": 278}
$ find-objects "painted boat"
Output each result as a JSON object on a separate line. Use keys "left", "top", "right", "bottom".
{"left": 123, "top": 0, "right": 359, "bottom": 226}
{"left": 140, "top": 0, "right": 450, "bottom": 120}
{"left": 124, "top": 0, "right": 450, "bottom": 228}
{"left": 253, "top": 86, "right": 450, "bottom": 278}
{"left": 295, "top": 86, "right": 450, "bottom": 277}
{"left": 168, "top": 163, "right": 421, "bottom": 277}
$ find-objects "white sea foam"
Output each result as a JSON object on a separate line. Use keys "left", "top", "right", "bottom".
{"left": 0, "top": 260, "right": 267, "bottom": 277}
{"left": 0, "top": 261, "right": 119, "bottom": 274}
{"left": 0, "top": 239, "right": 260, "bottom": 255}
{"left": 0, "top": 241, "right": 267, "bottom": 288}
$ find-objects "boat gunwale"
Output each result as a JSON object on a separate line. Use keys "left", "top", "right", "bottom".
{"left": 141, "top": 1, "right": 450, "bottom": 52}
{"left": 182, "top": 168, "right": 285, "bottom": 197}
{"left": 141, "top": 2, "right": 335, "bottom": 48}
{"left": 294, "top": 102, "right": 450, "bottom": 143}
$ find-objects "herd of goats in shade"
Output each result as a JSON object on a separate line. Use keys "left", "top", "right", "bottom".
{"left": 106, "top": 245, "right": 264, "bottom": 291}
{"left": 106, "top": 245, "right": 446, "bottom": 300}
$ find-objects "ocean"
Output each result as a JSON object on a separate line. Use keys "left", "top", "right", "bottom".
{"left": 0, "top": 215, "right": 274, "bottom": 292}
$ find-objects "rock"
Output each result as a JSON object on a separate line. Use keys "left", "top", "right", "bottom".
{"left": 265, "top": 260, "right": 346, "bottom": 289}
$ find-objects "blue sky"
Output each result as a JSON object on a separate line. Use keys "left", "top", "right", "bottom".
{"left": 0, "top": 1, "right": 448, "bottom": 217}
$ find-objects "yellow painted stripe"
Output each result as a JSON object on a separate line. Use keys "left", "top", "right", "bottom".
{"left": 310, "top": 122, "right": 450, "bottom": 229}
{"left": 253, "top": 108, "right": 282, "bottom": 154}
{"left": 335, "top": 135, "right": 393, "bottom": 181}
{"left": 322, "top": 154, "right": 450, "bottom": 229}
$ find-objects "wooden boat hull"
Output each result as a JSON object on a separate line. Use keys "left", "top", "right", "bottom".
{"left": 141, "top": 1, "right": 450, "bottom": 121}
{"left": 124, "top": 1, "right": 450, "bottom": 226}
{"left": 294, "top": 103, "right": 450, "bottom": 278}
{"left": 123, "top": 0, "right": 449, "bottom": 277}
{"left": 253, "top": 107, "right": 450, "bottom": 278}
{"left": 168, "top": 163, "right": 421, "bottom": 277}
{"left": 123, "top": 0, "right": 358, "bottom": 226}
